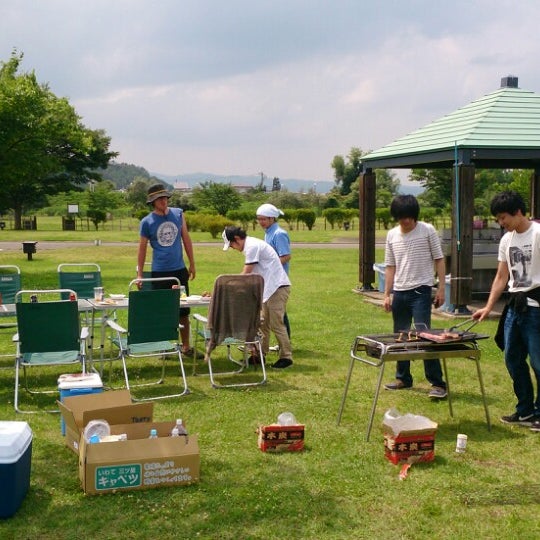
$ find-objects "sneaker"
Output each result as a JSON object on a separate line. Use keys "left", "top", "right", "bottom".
{"left": 500, "top": 412, "right": 535, "bottom": 426}
{"left": 384, "top": 380, "right": 412, "bottom": 391}
{"left": 530, "top": 419, "right": 540, "bottom": 432}
{"left": 272, "top": 358, "right": 293, "bottom": 369}
{"left": 269, "top": 345, "right": 280, "bottom": 352}
{"left": 428, "top": 386, "right": 447, "bottom": 399}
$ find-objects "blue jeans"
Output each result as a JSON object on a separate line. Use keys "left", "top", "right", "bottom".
{"left": 504, "top": 306, "right": 540, "bottom": 416}
{"left": 391, "top": 286, "right": 446, "bottom": 388}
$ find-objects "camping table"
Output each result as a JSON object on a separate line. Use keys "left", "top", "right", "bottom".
{"left": 336, "top": 333, "right": 491, "bottom": 441}
{"left": 0, "top": 299, "right": 93, "bottom": 318}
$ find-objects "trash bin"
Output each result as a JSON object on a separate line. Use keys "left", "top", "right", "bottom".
{"left": 373, "top": 263, "right": 386, "bottom": 293}
{"left": 21, "top": 241, "right": 38, "bottom": 261}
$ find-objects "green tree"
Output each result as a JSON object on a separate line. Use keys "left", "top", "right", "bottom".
{"left": 296, "top": 208, "right": 316, "bottom": 230}
{"left": 331, "top": 147, "right": 363, "bottom": 195}
{"left": 191, "top": 181, "right": 242, "bottom": 216}
{"left": 125, "top": 177, "right": 153, "bottom": 211}
{"left": 409, "top": 169, "right": 452, "bottom": 209}
{"left": 87, "top": 180, "right": 122, "bottom": 230}
{"left": 0, "top": 51, "right": 117, "bottom": 229}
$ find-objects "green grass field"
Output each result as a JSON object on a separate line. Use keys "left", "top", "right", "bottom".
{"left": 0, "top": 239, "right": 539, "bottom": 539}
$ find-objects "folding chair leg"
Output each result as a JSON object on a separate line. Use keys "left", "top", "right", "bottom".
{"left": 208, "top": 339, "right": 267, "bottom": 389}
{"left": 122, "top": 349, "right": 190, "bottom": 402}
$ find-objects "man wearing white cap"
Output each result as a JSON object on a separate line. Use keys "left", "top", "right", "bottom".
{"left": 222, "top": 226, "right": 293, "bottom": 368}
{"left": 256, "top": 203, "right": 291, "bottom": 341}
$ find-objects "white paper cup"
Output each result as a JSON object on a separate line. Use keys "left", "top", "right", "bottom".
{"left": 93, "top": 287, "right": 104, "bottom": 301}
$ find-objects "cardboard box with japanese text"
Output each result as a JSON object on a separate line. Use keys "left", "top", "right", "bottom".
{"left": 58, "top": 390, "right": 153, "bottom": 455}
{"left": 257, "top": 424, "right": 305, "bottom": 452}
{"left": 382, "top": 413, "right": 437, "bottom": 465}
{"left": 78, "top": 421, "right": 200, "bottom": 494}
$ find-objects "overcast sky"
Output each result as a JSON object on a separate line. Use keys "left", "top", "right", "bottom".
{"left": 2, "top": 0, "right": 540, "bottom": 184}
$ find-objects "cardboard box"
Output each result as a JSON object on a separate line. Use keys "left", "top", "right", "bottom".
{"left": 58, "top": 390, "right": 153, "bottom": 455}
{"left": 0, "top": 422, "right": 32, "bottom": 518}
{"left": 258, "top": 424, "right": 305, "bottom": 452}
{"left": 78, "top": 421, "right": 200, "bottom": 494}
{"left": 383, "top": 424, "right": 437, "bottom": 465}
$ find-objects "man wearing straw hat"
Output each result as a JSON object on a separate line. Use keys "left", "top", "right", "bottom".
{"left": 137, "top": 183, "right": 196, "bottom": 356}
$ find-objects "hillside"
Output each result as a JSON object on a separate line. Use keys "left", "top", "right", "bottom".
{"left": 101, "top": 162, "right": 423, "bottom": 196}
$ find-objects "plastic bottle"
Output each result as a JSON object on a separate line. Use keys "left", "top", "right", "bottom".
{"left": 149, "top": 428, "right": 158, "bottom": 439}
{"left": 172, "top": 419, "right": 188, "bottom": 441}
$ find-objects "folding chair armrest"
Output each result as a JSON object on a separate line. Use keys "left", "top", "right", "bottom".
{"left": 193, "top": 313, "right": 208, "bottom": 324}
{"left": 106, "top": 319, "right": 126, "bottom": 333}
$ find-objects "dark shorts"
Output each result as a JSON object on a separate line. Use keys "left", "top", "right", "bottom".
{"left": 151, "top": 268, "right": 190, "bottom": 317}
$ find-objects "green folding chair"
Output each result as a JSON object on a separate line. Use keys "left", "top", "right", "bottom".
{"left": 57, "top": 263, "right": 102, "bottom": 300}
{"left": 106, "top": 279, "right": 189, "bottom": 401}
{"left": 135, "top": 263, "right": 153, "bottom": 291}
{"left": 0, "top": 265, "right": 22, "bottom": 363}
{"left": 13, "top": 289, "right": 89, "bottom": 413}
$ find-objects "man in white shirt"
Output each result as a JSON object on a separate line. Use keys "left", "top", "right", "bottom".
{"left": 473, "top": 191, "right": 540, "bottom": 428}
{"left": 222, "top": 226, "right": 293, "bottom": 369}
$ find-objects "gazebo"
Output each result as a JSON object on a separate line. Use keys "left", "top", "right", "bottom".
{"left": 358, "top": 76, "right": 540, "bottom": 311}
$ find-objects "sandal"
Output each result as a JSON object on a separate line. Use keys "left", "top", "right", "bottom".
{"left": 181, "top": 347, "right": 194, "bottom": 357}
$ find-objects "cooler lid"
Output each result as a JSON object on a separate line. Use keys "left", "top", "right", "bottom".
{"left": 0, "top": 422, "right": 32, "bottom": 463}
{"left": 58, "top": 372, "right": 103, "bottom": 390}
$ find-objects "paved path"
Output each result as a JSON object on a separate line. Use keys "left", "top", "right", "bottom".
{"left": 0, "top": 240, "right": 361, "bottom": 251}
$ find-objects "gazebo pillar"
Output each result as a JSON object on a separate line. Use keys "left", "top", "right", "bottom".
{"left": 530, "top": 168, "right": 540, "bottom": 219}
{"left": 358, "top": 171, "right": 376, "bottom": 290}
{"left": 449, "top": 164, "right": 475, "bottom": 312}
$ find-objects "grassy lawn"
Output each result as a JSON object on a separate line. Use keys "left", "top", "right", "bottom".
{"left": 0, "top": 241, "right": 539, "bottom": 539}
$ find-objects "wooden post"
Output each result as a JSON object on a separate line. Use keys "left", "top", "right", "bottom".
{"left": 358, "top": 171, "right": 376, "bottom": 290}
{"left": 530, "top": 168, "right": 540, "bottom": 219}
{"left": 450, "top": 164, "right": 475, "bottom": 312}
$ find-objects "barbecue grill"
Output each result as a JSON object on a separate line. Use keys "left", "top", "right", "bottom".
{"left": 336, "top": 330, "right": 491, "bottom": 441}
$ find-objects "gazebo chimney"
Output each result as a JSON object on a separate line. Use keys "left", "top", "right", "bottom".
{"left": 501, "top": 75, "right": 518, "bottom": 88}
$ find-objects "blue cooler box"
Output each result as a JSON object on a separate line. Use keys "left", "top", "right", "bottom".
{"left": 58, "top": 373, "right": 104, "bottom": 435}
{"left": 0, "top": 421, "right": 32, "bottom": 519}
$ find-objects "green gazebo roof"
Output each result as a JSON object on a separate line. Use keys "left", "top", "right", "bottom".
{"left": 361, "top": 77, "right": 540, "bottom": 170}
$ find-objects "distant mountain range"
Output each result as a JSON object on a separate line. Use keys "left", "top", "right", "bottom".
{"left": 151, "top": 171, "right": 335, "bottom": 194}
{"left": 151, "top": 171, "right": 424, "bottom": 196}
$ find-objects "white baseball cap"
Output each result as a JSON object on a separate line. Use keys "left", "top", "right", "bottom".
{"left": 222, "top": 229, "right": 230, "bottom": 251}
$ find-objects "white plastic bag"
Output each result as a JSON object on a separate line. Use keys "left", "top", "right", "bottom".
{"left": 383, "top": 408, "right": 437, "bottom": 436}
